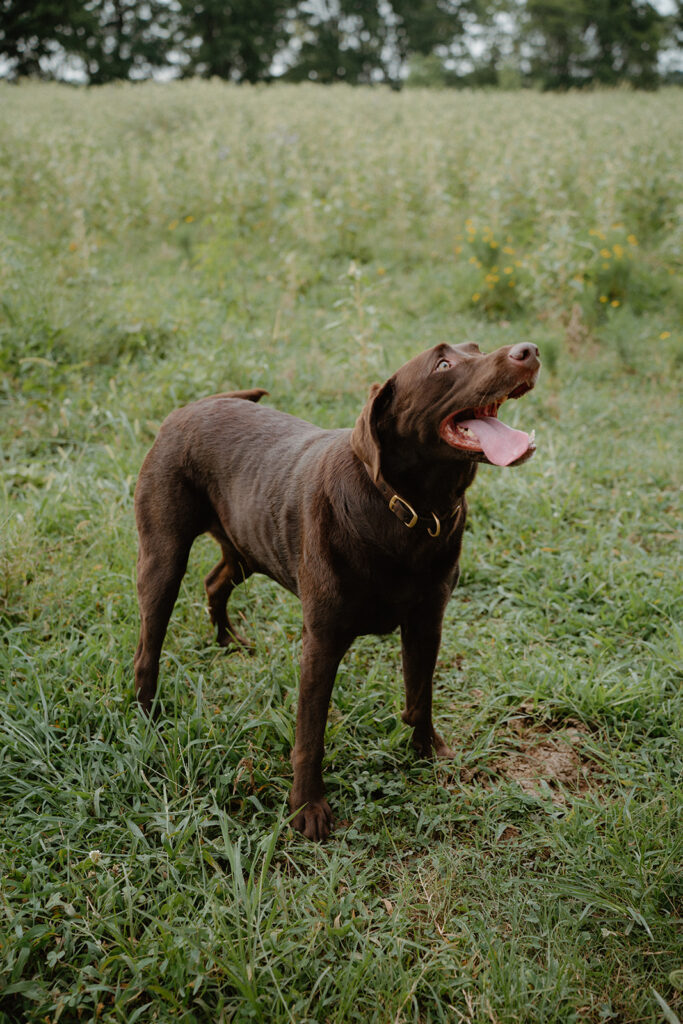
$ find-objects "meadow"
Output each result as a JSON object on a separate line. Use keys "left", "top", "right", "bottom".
{"left": 0, "top": 82, "right": 681, "bottom": 1023}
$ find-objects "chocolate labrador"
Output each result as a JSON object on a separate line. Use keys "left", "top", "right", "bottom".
{"left": 134, "top": 341, "right": 540, "bottom": 839}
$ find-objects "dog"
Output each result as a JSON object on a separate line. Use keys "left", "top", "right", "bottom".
{"left": 134, "top": 341, "right": 540, "bottom": 839}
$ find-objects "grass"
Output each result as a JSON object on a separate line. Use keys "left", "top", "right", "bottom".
{"left": 0, "top": 81, "right": 681, "bottom": 1023}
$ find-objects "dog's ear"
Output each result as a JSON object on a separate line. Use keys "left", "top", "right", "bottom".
{"left": 350, "top": 378, "right": 394, "bottom": 482}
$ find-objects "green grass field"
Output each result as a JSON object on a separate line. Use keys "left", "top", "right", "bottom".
{"left": 0, "top": 82, "right": 681, "bottom": 1023}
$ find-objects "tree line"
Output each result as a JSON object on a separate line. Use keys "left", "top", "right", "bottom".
{"left": 1, "top": 0, "right": 680, "bottom": 89}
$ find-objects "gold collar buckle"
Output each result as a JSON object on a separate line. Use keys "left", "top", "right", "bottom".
{"left": 388, "top": 493, "right": 418, "bottom": 528}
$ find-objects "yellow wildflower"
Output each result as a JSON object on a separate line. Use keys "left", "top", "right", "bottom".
{"left": 472, "top": 293, "right": 481, "bottom": 302}
{"left": 504, "top": 267, "right": 513, "bottom": 275}
{"left": 613, "top": 244, "right": 624, "bottom": 259}
{"left": 660, "top": 331, "right": 671, "bottom": 339}
{"left": 599, "top": 295, "right": 608, "bottom": 303}
{"left": 502, "top": 246, "right": 516, "bottom": 255}
{"left": 611, "top": 300, "right": 620, "bottom": 307}
{"left": 168, "top": 220, "right": 179, "bottom": 230}
{"left": 627, "top": 234, "right": 638, "bottom": 246}
{"left": 185, "top": 215, "right": 194, "bottom": 223}
{"left": 600, "top": 248, "right": 611, "bottom": 259}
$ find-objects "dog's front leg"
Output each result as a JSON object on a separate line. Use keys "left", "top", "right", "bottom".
{"left": 290, "top": 622, "right": 351, "bottom": 841}
{"left": 400, "top": 606, "right": 454, "bottom": 760}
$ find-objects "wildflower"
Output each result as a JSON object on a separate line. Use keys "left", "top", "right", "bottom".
{"left": 508, "top": 280, "right": 515, "bottom": 287}
{"left": 454, "top": 245, "right": 463, "bottom": 255}
{"left": 472, "top": 293, "right": 481, "bottom": 302}
{"left": 611, "top": 300, "right": 620, "bottom": 307}
{"left": 68, "top": 241, "right": 78, "bottom": 252}
{"left": 600, "top": 249, "right": 611, "bottom": 259}
{"left": 502, "top": 246, "right": 515, "bottom": 255}
{"left": 468, "top": 257, "right": 480, "bottom": 267}
{"left": 660, "top": 331, "right": 671, "bottom": 339}
{"left": 627, "top": 234, "right": 638, "bottom": 246}
{"left": 599, "top": 295, "right": 608, "bottom": 303}
{"left": 613, "top": 244, "right": 624, "bottom": 259}
{"left": 185, "top": 215, "right": 194, "bottom": 223}
{"left": 490, "top": 241, "right": 499, "bottom": 249}
{"left": 89, "top": 850, "right": 103, "bottom": 865}
{"left": 504, "top": 267, "right": 513, "bottom": 275}
{"left": 168, "top": 220, "right": 179, "bottom": 230}
{"left": 377, "top": 267, "right": 386, "bottom": 276}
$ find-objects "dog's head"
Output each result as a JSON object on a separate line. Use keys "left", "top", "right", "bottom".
{"left": 351, "top": 341, "right": 540, "bottom": 481}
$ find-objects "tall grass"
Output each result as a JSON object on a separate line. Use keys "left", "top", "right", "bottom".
{"left": 0, "top": 82, "right": 681, "bottom": 1023}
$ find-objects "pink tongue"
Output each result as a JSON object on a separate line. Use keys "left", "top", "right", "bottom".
{"left": 459, "top": 416, "right": 530, "bottom": 467}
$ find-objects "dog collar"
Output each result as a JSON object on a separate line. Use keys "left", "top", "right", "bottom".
{"left": 363, "top": 465, "right": 461, "bottom": 538}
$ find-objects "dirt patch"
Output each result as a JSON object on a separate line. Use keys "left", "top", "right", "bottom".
{"left": 487, "top": 707, "right": 598, "bottom": 803}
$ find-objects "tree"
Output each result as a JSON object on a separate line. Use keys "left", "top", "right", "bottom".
{"left": 81, "top": 0, "right": 177, "bottom": 84}
{"left": 582, "top": 0, "right": 665, "bottom": 87}
{"left": 0, "top": 0, "right": 92, "bottom": 78}
{"left": 391, "top": 0, "right": 468, "bottom": 66}
{"left": 282, "top": 0, "right": 470, "bottom": 85}
{"left": 523, "top": 0, "right": 666, "bottom": 88}
{"left": 282, "top": 0, "right": 391, "bottom": 84}
{"left": 176, "top": 0, "right": 290, "bottom": 81}
{"left": 524, "top": 0, "right": 588, "bottom": 87}
{"left": 0, "top": 0, "right": 176, "bottom": 82}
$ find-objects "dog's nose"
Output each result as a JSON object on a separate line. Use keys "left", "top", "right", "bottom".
{"left": 508, "top": 342, "right": 540, "bottom": 366}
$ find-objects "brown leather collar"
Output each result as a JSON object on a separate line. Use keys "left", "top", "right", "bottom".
{"left": 363, "top": 464, "right": 461, "bottom": 538}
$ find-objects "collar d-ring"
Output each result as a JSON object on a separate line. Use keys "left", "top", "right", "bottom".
{"left": 427, "top": 513, "right": 441, "bottom": 538}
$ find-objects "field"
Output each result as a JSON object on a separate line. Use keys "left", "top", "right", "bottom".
{"left": 0, "top": 82, "right": 681, "bottom": 1023}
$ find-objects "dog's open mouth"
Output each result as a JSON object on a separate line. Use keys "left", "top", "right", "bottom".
{"left": 439, "top": 384, "right": 536, "bottom": 467}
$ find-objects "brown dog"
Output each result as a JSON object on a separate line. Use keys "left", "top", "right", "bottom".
{"left": 134, "top": 341, "right": 540, "bottom": 839}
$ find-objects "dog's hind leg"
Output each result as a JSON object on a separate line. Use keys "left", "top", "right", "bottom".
{"left": 204, "top": 541, "right": 252, "bottom": 650}
{"left": 134, "top": 529, "right": 193, "bottom": 714}
{"left": 134, "top": 462, "right": 202, "bottom": 713}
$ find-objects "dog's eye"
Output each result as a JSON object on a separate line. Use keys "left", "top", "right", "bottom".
{"left": 435, "top": 359, "right": 451, "bottom": 372}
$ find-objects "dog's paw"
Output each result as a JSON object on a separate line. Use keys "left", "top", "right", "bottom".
{"left": 216, "top": 629, "right": 253, "bottom": 652}
{"left": 412, "top": 727, "right": 455, "bottom": 760}
{"left": 432, "top": 730, "right": 455, "bottom": 759}
{"left": 292, "top": 799, "right": 333, "bottom": 842}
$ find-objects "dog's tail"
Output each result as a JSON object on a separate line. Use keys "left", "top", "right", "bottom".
{"left": 215, "top": 388, "right": 268, "bottom": 403}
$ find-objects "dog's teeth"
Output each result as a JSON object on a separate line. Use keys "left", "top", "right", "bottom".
{"left": 529, "top": 429, "right": 536, "bottom": 445}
